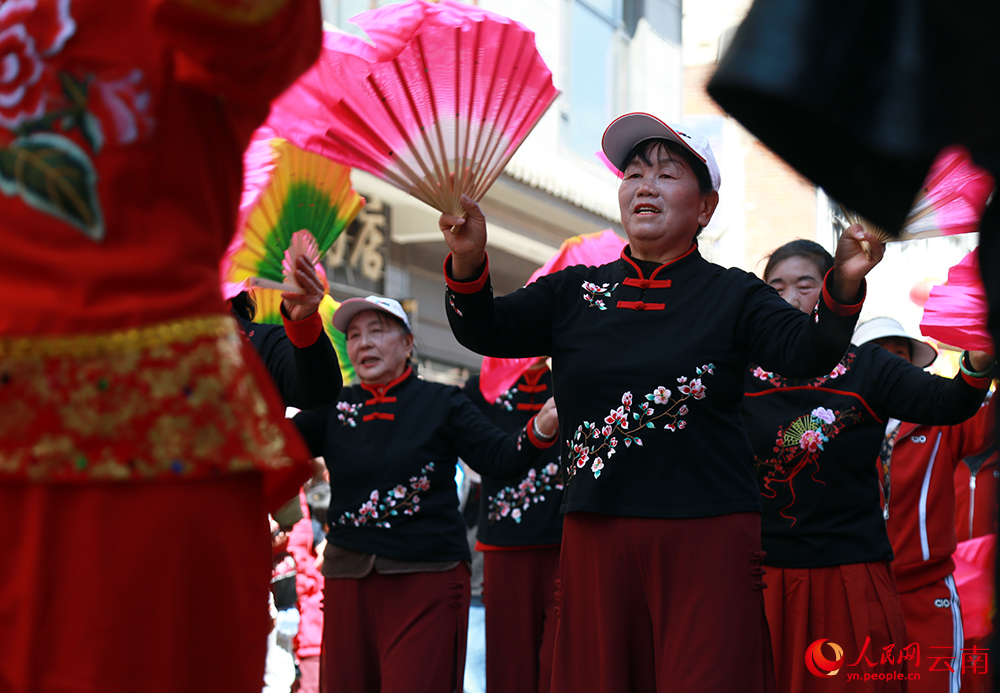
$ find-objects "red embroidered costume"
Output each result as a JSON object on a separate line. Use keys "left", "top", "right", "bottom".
{"left": 0, "top": 1, "right": 322, "bottom": 691}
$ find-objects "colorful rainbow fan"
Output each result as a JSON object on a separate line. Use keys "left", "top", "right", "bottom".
{"left": 919, "top": 249, "right": 993, "bottom": 352}
{"left": 267, "top": 0, "right": 559, "bottom": 217}
{"left": 838, "top": 146, "right": 995, "bottom": 258}
{"left": 250, "top": 287, "right": 355, "bottom": 386}
{"left": 222, "top": 127, "right": 364, "bottom": 294}
{"left": 479, "top": 230, "right": 627, "bottom": 402}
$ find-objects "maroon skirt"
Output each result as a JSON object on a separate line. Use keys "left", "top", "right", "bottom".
{"left": 765, "top": 561, "right": 909, "bottom": 693}
{"left": 551, "top": 511, "right": 775, "bottom": 693}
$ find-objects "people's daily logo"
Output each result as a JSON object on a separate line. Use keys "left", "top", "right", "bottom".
{"left": 805, "top": 639, "right": 845, "bottom": 677}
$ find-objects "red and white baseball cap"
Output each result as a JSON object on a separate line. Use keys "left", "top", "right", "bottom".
{"left": 333, "top": 295, "right": 411, "bottom": 332}
{"left": 601, "top": 113, "right": 721, "bottom": 191}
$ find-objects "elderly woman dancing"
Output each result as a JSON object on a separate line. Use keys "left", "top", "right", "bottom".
{"left": 437, "top": 113, "right": 884, "bottom": 693}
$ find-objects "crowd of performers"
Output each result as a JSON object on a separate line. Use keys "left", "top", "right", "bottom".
{"left": 0, "top": 2, "right": 996, "bottom": 693}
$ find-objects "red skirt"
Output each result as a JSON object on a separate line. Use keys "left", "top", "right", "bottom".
{"left": 321, "top": 564, "right": 471, "bottom": 693}
{"left": 551, "top": 511, "right": 775, "bottom": 693}
{"left": 482, "top": 546, "right": 560, "bottom": 693}
{"left": 765, "top": 561, "right": 909, "bottom": 693}
{"left": 0, "top": 473, "right": 273, "bottom": 693}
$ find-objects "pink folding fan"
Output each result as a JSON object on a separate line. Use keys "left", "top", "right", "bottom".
{"left": 920, "top": 249, "right": 993, "bottom": 352}
{"left": 839, "top": 146, "right": 994, "bottom": 258}
{"left": 267, "top": 0, "right": 559, "bottom": 217}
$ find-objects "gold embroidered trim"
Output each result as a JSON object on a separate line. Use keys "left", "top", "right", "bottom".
{"left": 0, "top": 316, "right": 233, "bottom": 359}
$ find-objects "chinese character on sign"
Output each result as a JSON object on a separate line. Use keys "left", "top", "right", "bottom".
{"left": 962, "top": 646, "right": 988, "bottom": 675}
{"left": 880, "top": 644, "right": 896, "bottom": 665}
{"left": 326, "top": 195, "right": 388, "bottom": 293}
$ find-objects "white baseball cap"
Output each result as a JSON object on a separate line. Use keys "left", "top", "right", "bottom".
{"left": 601, "top": 113, "right": 721, "bottom": 191}
{"left": 333, "top": 295, "right": 411, "bottom": 332}
{"left": 852, "top": 317, "right": 937, "bottom": 369}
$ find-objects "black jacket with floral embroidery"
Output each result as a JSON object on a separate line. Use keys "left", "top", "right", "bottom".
{"left": 741, "top": 343, "right": 990, "bottom": 568}
{"left": 445, "top": 245, "right": 865, "bottom": 521}
{"left": 293, "top": 368, "right": 554, "bottom": 562}
{"left": 465, "top": 371, "right": 564, "bottom": 546}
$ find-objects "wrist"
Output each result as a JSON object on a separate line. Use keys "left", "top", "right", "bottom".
{"left": 532, "top": 416, "right": 556, "bottom": 442}
{"left": 962, "top": 351, "right": 995, "bottom": 379}
{"left": 451, "top": 252, "right": 486, "bottom": 281}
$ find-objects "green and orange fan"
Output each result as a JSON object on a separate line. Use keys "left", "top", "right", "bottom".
{"left": 222, "top": 125, "right": 364, "bottom": 295}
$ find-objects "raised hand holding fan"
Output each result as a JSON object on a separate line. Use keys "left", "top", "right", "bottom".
{"left": 836, "top": 146, "right": 994, "bottom": 259}
{"left": 267, "top": 0, "right": 559, "bottom": 218}
{"left": 222, "top": 128, "right": 364, "bottom": 295}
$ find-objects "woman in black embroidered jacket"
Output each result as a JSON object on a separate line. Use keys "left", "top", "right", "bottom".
{"left": 437, "top": 113, "right": 883, "bottom": 693}
{"left": 741, "top": 240, "right": 992, "bottom": 693}
{"left": 292, "top": 295, "right": 558, "bottom": 693}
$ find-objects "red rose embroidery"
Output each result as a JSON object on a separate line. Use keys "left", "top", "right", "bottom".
{"left": 0, "top": 0, "right": 76, "bottom": 130}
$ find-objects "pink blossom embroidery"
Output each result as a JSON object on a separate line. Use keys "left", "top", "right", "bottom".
{"left": 337, "top": 462, "right": 436, "bottom": 528}
{"left": 336, "top": 401, "right": 361, "bottom": 427}
{"left": 565, "top": 364, "right": 715, "bottom": 480}
{"left": 750, "top": 353, "right": 855, "bottom": 388}
{"left": 487, "top": 463, "right": 564, "bottom": 523}
{"left": 582, "top": 280, "right": 619, "bottom": 310}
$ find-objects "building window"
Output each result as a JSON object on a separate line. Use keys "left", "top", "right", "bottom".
{"left": 562, "top": 0, "right": 625, "bottom": 159}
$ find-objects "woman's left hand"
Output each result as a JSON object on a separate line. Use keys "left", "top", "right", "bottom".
{"left": 535, "top": 397, "right": 559, "bottom": 438}
{"left": 282, "top": 256, "right": 326, "bottom": 321}
{"left": 830, "top": 224, "right": 884, "bottom": 304}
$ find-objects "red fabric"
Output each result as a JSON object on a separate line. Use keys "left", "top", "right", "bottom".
{"left": 482, "top": 546, "right": 560, "bottom": 693}
{"left": 0, "top": 0, "right": 322, "bottom": 338}
{"left": 0, "top": 474, "right": 272, "bottom": 693}
{"left": 764, "top": 562, "right": 908, "bottom": 693}
{"left": 953, "top": 535, "right": 996, "bottom": 640}
{"left": 955, "top": 452, "right": 999, "bottom": 542}
{"left": 888, "top": 397, "right": 996, "bottom": 593}
{"left": 321, "top": 564, "right": 471, "bottom": 693}
{"left": 898, "top": 578, "right": 962, "bottom": 693}
{"left": 444, "top": 253, "right": 491, "bottom": 294}
{"left": 288, "top": 494, "right": 324, "bottom": 659}
{"left": 283, "top": 309, "right": 324, "bottom": 348}
{"left": 551, "top": 512, "right": 775, "bottom": 693}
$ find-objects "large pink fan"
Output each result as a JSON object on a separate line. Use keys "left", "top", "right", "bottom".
{"left": 479, "top": 230, "right": 627, "bottom": 402}
{"left": 919, "top": 249, "right": 993, "bottom": 352}
{"left": 840, "top": 146, "right": 995, "bottom": 257}
{"left": 268, "top": 0, "right": 559, "bottom": 217}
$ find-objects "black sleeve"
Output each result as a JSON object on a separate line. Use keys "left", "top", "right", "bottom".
{"left": 247, "top": 320, "right": 343, "bottom": 410}
{"left": 445, "top": 257, "right": 559, "bottom": 359}
{"left": 740, "top": 270, "right": 865, "bottom": 379}
{"left": 463, "top": 374, "right": 488, "bottom": 412}
{"left": 292, "top": 406, "right": 332, "bottom": 459}
{"left": 446, "top": 388, "right": 549, "bottom": 480}
{"left": 863, "top": 345, "right": 990, "bottom": 425}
